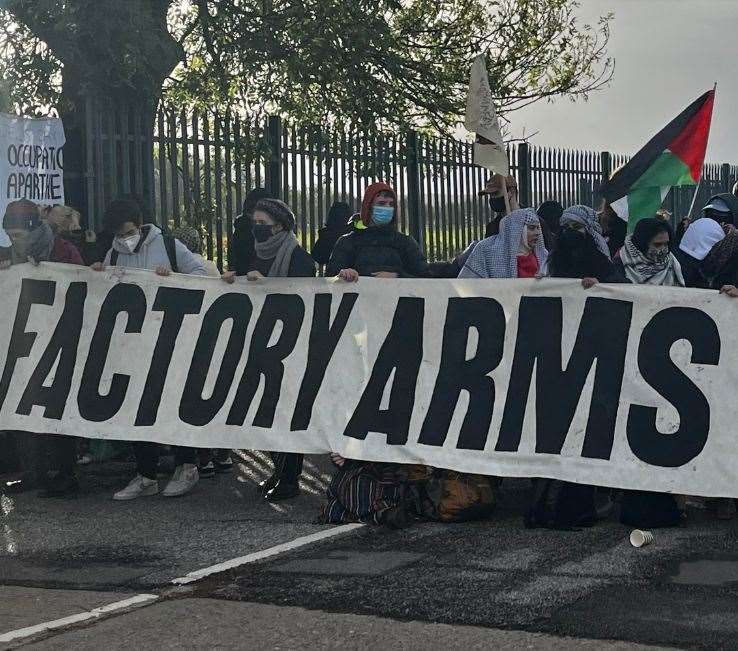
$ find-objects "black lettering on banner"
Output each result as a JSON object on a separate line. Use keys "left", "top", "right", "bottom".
{"left": 77, "top": 283, "right": 147, "bottom": 422}
{"left": 290, "top": 292, "right": 358, "bottom": 431}
{"left": 180, "top": 293, "right": 253, "bottom": 426}
{"left": 135, "top": 288, "right": 205, "bottom": 426}
{"left": 627, "top": 307, "right": 720, "bottom": 467}
{"left": 16, "top": 282, "right": 87, "bottom": 419}
{"left": 0, "top": 279, "right": 56, "bottom": 410}
{"left": 496, "top": 296, "right": 632, "bottom": 459}
{"left": 226, "top": 294, "right": 305, "bottom": 428}
{"left": 343, "top": 297, "right": 424, "bottom": 445}
{"left": 418, "top": 297, "right": 505, "bottom": 450}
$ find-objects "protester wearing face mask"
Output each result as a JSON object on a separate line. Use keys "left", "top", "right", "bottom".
{"left": 325, "top": 182, "right": 429, "bottom": 281}
{"left": 548, "top": 205, "right": 626, "bottom": 287}
{"left": 0, "top": 200, "right": 85, "bottom": 497}
{"left": 702, "top": 194, "right": 738, "bottom": 231}
{"left": 613, "top": 218, "right": 684, "bottom": 286}
{"left": 91, "top": 199, "right": 207, "bottom": 501}
{"left": 229, "top": 187, "right": 272, "bottom": 276}
{"left": 222, "top": 198, "right": 315, "bottom": 501}
{"left": 458, "top": 208, "right": 547, "bottom": 279}
{"left": 674, "top": 217, "right": 725, "bottom": 289}
{"left": 478, "top": 174, "right": 520, "bottom": 238}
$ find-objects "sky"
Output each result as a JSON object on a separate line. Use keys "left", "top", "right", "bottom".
{"left": 512, "top": 0, "right": 738, "bottom": 164}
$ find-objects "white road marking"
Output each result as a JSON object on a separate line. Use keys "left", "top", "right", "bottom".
{"left": 172, "top": 523, "right": 365, "bottom": 585}
{"left": 0, "top": 593, "right": 158, "bottom": 645}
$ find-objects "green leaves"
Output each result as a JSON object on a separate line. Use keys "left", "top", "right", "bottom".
{"left": 2, "top": 0, "right": 612, "bottom": 133}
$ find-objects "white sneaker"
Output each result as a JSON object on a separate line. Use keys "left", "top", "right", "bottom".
{"left": 162, "top": 464, "right": 199, "bottom": 497}
{"left": 113, "top": 475, "right": 159, "bottom": 501}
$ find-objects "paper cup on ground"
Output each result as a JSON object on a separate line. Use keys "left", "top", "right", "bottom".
{"left": 630, "top": 529, "right": 654, "bottom": 548}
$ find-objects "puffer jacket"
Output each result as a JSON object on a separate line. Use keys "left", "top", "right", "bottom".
{"left": 325, "top": 226, "right": 429, "bottom": 278}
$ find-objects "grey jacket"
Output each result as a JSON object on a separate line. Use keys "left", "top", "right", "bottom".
{"left": 103, "top": 224, "right": 207, "bottom": 276}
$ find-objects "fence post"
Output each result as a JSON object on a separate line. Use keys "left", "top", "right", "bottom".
{"left": 405, "top": 130, "right": 424, "bottom": 247}
{"left": 517, "top": 142, "right": 531, "bottom": 208}
{"left": 721, "top": 162, "right": 732, "bottom": 193}
{"left": 600, "top": 151, "right": 612, "bottom": 183}
{"left": 265, "top": 115, "right": 282, "bottom": 199}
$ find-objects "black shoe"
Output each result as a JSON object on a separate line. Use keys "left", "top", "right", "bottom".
{"left": 198, "top": 461, "right": 216, "bottom": 479}
{"left": 265, "top": 481, "right": 300, "bottom": 502}
{"left": 40, "top": 473, "right": 79, "bottom": 498}
{"left": 259, "top": 474, "right": 279, "bottom": 493}
{"left": 214, "top": 456, "right": 234, "bottom": 473}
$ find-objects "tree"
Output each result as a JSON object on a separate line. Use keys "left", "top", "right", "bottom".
{"left": 1, "top": 0, "right": 611, "bottom": 214}
{"left": 2, "top": 0, "right": 612, "bottom": 131}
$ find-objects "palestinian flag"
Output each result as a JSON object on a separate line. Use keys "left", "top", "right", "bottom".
{"left": 602, "top": 89, "right": 715, "bottom": 231}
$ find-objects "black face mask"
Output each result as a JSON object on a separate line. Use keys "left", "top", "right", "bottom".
{"left": 252, "top": 224, "right": 274, "bottom": 243}
{"left": 557, "top": 227, "right": 587, "bottom": 251}
{"left": 488, "top": 196, "right": 507, "bottom": 213}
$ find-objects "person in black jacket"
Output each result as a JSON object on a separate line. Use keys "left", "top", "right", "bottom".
{"left": 222, "top": 198, "right": 315, "bottom": 501}
{"left": 326, "top": 182, "right": 428, "bottom": 280}
{"left": 228, "top": 187, "right": 271, "bottom": 275}
{"left": 312, "top": 201, "right": 352, "bottom": 265}
{"left": 547, "top": 205, "right": 626, "bottom": 286}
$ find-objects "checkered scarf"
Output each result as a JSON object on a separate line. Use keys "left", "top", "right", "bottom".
{"left": 560, "top": 205, "right": 611, "bottom": 259}
{"left": 459, "top": 208, "right": 547, "bottom": 278}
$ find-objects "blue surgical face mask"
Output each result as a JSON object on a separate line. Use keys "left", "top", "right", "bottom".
{"left": 372, "top": 205, "right": 394, "bottom": 226}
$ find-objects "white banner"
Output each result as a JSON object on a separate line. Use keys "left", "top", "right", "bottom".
{"left": 0, "top": 113, "right": 66, "bottom": 245}
{"left": 0, "top": 263, "right": 736, "bottom": 498}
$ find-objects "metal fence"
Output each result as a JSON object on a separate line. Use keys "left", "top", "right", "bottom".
{"left": 82, "top": 99, "right": 738, "bottom": 268}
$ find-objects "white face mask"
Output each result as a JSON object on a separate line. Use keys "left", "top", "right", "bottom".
{"left": 117, "top": 232, "right": 141, "bottom": 253}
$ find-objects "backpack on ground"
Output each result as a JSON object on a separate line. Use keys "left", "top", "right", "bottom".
{"left": 110, "top": 234, "right": 179, "bottom": 273}
{"left": 525, "top": 479, "right": 597, "bottom": 530}
{"left": 420, "top": 470, "right": 498, "bottom": 522}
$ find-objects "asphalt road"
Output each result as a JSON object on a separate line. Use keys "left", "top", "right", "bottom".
{"left": 1, "top": 451, "right": 736, "bottom": 649}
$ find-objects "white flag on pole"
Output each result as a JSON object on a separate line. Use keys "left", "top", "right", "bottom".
{"left": 464, "top": 54, "right": 509, "bottom": 175}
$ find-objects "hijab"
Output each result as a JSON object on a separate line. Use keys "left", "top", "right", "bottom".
{"left": 559, "top": 205, "right": 611, "bottom": 259}
{"left": 678, "top": 218, "right": 724, "bottom": 261}
{"left": 459, "top": 208, "right": 547, "bottom": 278}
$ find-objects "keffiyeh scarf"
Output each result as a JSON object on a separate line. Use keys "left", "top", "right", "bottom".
{"left": 560, "top": 205, "right": 611, "bottom": 259}
{"left": 459, "top": 208, "right": 547, "bottom": 278}
{"left": 620, "top": 235, "right": 685, "bottom": 286}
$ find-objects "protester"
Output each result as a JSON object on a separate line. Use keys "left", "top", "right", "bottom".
{"left": 171, "top": 225, "right": 220, "bottom": 276}
{"left": 702, "top": 194, "right": 738, "bottom": 229}
{"left": 229, "top": 187, "right": 271, "bottom": 276}
{"left": 171, "top": 225, "right": 234, "bottom": 478}
{"left": 0, "top": 200, "right": 85, "bottom": 497}
{"left": 537, "top": 200, "right": 564, "bottom": 249}
{"left": 311, "top": 201, "right": 352, "bottom": 265}
{"left": 674, "top": 216, "right": 691, "bottom": 246}
{"left": 458, "top": 208, "right": 546, "bottom": 279}
{"left": 479, "top": 174, "right": 519, "bottom": 237}
{"left": 700, "top": 228, "right": 738, "bottom": 290}
{"left": 613, "top": 218, "right": 685, "bottom": 527}
{"left": 547, "top": 205, "right": 625, "bottom": 285}
{"left": 223, "top": 198, "right": 315, "bottom": 501}
{"left": 614, "top": 218, "right": 684, "bottom": 286}
{"left": 600, "top": 202, "right": 627, "bottom": 257}
{"left": 326, "top": 182, "right": 429, "bottom": 279}
{"left": 674, "top": 218, "right": 725, "bottom": 289}
{"left": 91, "top": 199, "right": 207, "bottom": 500}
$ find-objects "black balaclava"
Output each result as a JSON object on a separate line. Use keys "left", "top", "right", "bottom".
{"left": 549, "top": 227, "right": 610, "bottom": 279}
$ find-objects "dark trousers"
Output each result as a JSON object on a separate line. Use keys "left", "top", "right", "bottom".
{"left": 42, "top": 434, "right": 77, "bottom": 475}
{"left": 270, "top": 452, "right": 303, "bottom": 485}
{"left": 134, "top": 443, "right": 196, "bottom": 480}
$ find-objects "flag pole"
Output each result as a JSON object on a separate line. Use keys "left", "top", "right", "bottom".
{"left": 686, "top": 82, "right": 717, "bottom": 219}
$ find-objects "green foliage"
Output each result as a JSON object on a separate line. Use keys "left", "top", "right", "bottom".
{"left": 1, "top": 0, "right": 612, "bottom": 132}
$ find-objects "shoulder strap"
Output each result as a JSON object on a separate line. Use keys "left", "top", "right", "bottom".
{"left": 110, "top": 249, "right": 118, "bottom": 266}
{"left": 163, "top": 235, "right": 179, "bottom": 273}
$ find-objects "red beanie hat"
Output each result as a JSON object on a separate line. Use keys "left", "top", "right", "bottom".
{"left": 360, "top": 182, "right": 397, "bottom": 227}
